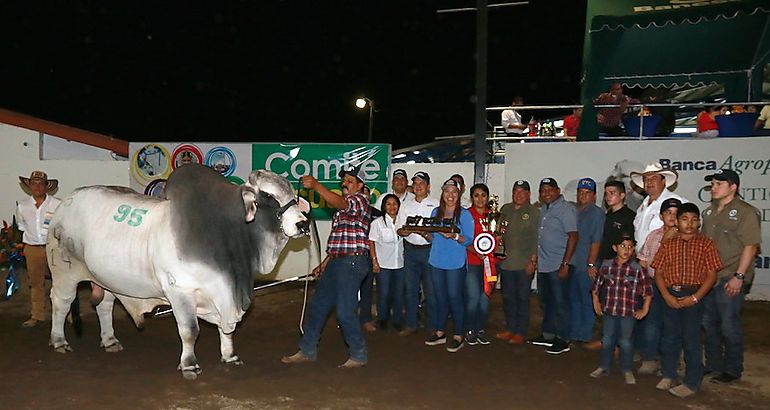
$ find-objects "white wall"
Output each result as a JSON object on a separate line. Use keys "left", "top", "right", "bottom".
{"left": 0, "top": 123, "right": 129, "bottom": 221}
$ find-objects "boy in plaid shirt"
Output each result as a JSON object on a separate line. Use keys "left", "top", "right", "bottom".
{"left": 590, "top": 233, "right": 652, "bottom": 385}
{"left": 651, "top": 202, "right": 720, "bottom": 398}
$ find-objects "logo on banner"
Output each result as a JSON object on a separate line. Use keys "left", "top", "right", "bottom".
{"left": 144, "top": 179, "right": 167, "bottom": 198}
{"left": 205, "top": 147, "right": 237, "bottom": 177}
{"left": 172, "top": 144, "right": 203, "bottom": 169}
{"left": 132, "top": 144, "right": 171, "bottom": 183}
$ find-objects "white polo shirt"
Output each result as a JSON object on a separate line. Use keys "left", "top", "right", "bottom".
{"left": 397, "top": 195, "right": 440, "bottom": 245}
{"left": 369, "top": 215, "right": 404, "bottom": 269}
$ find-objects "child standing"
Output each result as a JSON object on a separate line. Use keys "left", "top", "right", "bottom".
{"left": 651, "top": 202, "right": 721, "bottom": 398}
{"left": 590, "top": 233, "right": 652, "bottom": 385}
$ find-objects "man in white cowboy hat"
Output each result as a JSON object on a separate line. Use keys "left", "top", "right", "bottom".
{"left": 631, "top": 163, "right": 687, "bottom": 253}
{"left": 15, "top": 171, "right": 61, "bottom": 327}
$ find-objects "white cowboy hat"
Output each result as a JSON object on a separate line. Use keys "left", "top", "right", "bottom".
{"left": 19, "top": 170, "right": 59, "bottom": 193}
{"left": 630, "top": 163, "right": 678, "bottom": 189}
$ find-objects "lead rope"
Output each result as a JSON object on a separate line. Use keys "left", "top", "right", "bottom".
{"left": 298, "top": 190, "right": 323, "bottom": 336}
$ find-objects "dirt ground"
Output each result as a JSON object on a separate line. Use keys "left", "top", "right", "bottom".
{"left": 1, "top": 271, "right": 769, "bottom": 410}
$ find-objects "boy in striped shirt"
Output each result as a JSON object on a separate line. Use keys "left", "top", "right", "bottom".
{"left": 590, "top": 233, "right": 652, "bottom": 385}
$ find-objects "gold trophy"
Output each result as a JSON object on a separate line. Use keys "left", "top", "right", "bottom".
{"left": 483, "top": 195, "right": 508, "bottom": 257}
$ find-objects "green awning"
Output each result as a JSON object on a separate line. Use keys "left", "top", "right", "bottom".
{"left": 578, "top": 0, "right": 770, "bottom": 140}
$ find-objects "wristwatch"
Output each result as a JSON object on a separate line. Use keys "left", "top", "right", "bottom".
{"left": 734, "top": 272, "right": 746, "bottom": 280}
{"left": 587, "top": 263, "right": 595, "bottom": 268}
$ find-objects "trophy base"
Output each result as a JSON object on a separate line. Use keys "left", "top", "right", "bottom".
{"left": 403, "top": 226, "right": 459, "bottom": 234}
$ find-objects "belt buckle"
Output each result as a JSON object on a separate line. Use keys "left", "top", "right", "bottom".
{"left": 672, "top": 285, "right": 682, "bottom": 292}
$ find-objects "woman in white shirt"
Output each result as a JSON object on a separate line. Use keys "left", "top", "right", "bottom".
{"left": 369, "top": 193, "right": 405, "bottom": 331}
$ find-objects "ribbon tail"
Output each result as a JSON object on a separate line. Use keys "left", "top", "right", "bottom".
{"left": 482, "top": 256, "right": 497, "bottom": 298}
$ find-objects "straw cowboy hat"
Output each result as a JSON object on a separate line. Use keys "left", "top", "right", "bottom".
{"left": 19, "top": 171, "right": 59, "bottom": 192}
{"left": 630, "top": 162, "right": 678, "bottom": 189}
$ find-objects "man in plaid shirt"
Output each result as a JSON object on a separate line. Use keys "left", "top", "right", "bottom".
{"left": 651, "top": 202, "right": 721, "bottom": 398}
{"left": 590, "top": 233, "right": 651, "bottom": 385}
{"left": 283, "top": 164, "right": 372, "bottom": 369}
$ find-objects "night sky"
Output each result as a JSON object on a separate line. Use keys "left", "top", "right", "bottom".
{"left": 0, "top": 1, "right": 586, "bottom": 149}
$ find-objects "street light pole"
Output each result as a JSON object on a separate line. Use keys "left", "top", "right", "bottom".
{"left": 356, "top": 97, "right": 375, "bottom": 143}
{"left": 367, "top": 100, "right": 374, "bottom": 143}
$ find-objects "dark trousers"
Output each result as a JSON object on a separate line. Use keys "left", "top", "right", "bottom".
{"left": 703, "top": 278, "right": 745, "bottom": 378}
{"left": 661, "top": 288, "right": 706, "bottom": 391}
{"left": 499, "top": 268, "right": 532, "bottom": 336}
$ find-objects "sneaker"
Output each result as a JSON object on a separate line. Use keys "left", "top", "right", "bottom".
{"left": 447, "top": 338, "right": 465, "bottom": 353}
{"left": 425, "top": 333, "right": 447, "bottom": 346}
{"left": 624, "top": 372, "right": 636, "bottom": 385}
{"left": 638, "top": 360, "right": 658, "bottom": 375}
{"left": 398, "top": 327, "right": 417, "bottom": 336}
{"left": 633, "top": 352, "right": 642, "bottom": 362}
{"left": 476, "top": 331, "right": 491, "bottom": 345}
{"left": 590, "top": 367, "right": 608, "bottom": 378}
{"left": 669, "top": 384, "right": 696, "bottom": 398}
{"left": 711, "top": 372, "right": 740, "bottom": 384}
{"left": 656, "top": 377, "right": 673, "bottom": 390}
{"left": 495, "top": 330, "right": 515, "bottom": 341}
{"left": 546, "top": 338, "right": 571, "bottom": 355}
{"left": 529, "top": 334, "right": 554, "bottom": 347}
{"left": 508, "top": 334, "right": 526, "bottom": 345}
{"left": 465, "top": 332, "right": 479, "bottom": 346}
{"left": 377, "top": 320, "right": 388, "bottom": 331}
{"left": 281, "top": 351, "right": 315, "bottom": 364}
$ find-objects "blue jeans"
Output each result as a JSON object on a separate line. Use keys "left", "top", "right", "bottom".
{"left": 600, "top": 314, "right": 636, "bottom": 373}
{"left": 703, "top": 278, "right": 745, "bottom": 378}
{"left": 569, "top": 267, "right": 595, "bottom": 342}
{"left": 499, "top": 268, "right": 532, "bottom": 336}
{"left": 635, "top": 285, "right": 663, "bottom": 361}
{"left": 359, "top": 269, "right": 375, "bottom": 323}
{"left": 537, "top": 269, "right": 571, "bottom": 341}
{"left": 299, "top": 255, "right": 369, "bottom": 363}
{"left": 376, "top": 267, "right": 405, "bottom": 325}
{"left": 661, "top": 288, "right": 706, "bottom": 391}
{"left": 404, "top": 245, "right": 434, "bottom": 330}
{"left": 430, "top": 266, "right": 466, "bottom": 336}
{"left": 464, "top": 264, "right": 490, "bottom": 333}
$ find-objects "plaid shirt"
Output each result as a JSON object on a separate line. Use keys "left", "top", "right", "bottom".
{"left": 593, "top": 260, "right": 652, "bottom": 317}
{"left": 637, "top": 226, "right": 666, "bottom": 278}
{"left": 326, "top": 191, "right": 371, "bottom": 256}
{"left": 650, "top": 234, "right": 722, "bottom": 286}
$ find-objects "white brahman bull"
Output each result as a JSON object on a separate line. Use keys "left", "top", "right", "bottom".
{"left": 47, "top": 164, "right": 309, "bottom": 379}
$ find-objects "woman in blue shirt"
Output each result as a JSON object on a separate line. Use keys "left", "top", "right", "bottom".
{"left": 420, "top": 179, "right": 474, "bottom": 352}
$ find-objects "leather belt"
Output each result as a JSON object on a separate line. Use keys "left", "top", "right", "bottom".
{"left": 669, "top": 285, "right": 699, "bottom": 292}
{"left": 24, "top": 244, "right": 45, "bottom": 247}
{"left": 330, "top": 251, "right": 369, "bottom": 259}
{"left": 405, "top": 242, "right": 431, "bottom": 248}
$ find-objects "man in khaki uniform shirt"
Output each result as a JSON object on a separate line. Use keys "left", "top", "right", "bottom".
{"left": 701, "top": 169, "right": 761, "bottom": 384}
{"left": 495, "top": 180, "right": 540, "bottom": 345}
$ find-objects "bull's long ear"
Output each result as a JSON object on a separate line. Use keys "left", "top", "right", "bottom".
{"left": 240, "top": 186, "right": 258, "bottom": 223}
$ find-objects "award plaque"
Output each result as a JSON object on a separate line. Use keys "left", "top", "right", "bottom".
{"left": 402, "top": 215, "right": 459, "bottom": 233}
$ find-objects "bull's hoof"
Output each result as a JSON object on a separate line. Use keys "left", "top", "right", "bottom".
{"left": 53, "top": 344, "right": 73, "bottom": 354}
{"left": 221, "top": 355, "right": 243, "bottom": 366}
{"left": 178, "top": 364, "right": 202, "bottom": 380}
{"left": 102, "top": 341, "right": 124, "bottom": 353}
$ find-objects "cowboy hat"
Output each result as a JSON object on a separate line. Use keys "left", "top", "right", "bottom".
{"left": 19, "top": 171, "right": 58, "bottom": 192}
{"left": 630, "top": 163, "right": 678, "bottom": 189}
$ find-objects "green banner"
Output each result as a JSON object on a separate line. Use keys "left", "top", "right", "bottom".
{"left": 252, "top": 143, "right": 391, "bottom": 219}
